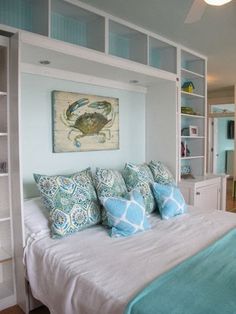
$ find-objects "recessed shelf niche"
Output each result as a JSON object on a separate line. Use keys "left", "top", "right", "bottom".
{"left": 51, "top": 0, "right": 105, "bottom": 52}
{"left": 0, "top": 0, "right": 49, "bottom": 36}
{"left": 149, "top": 36, "right": 177, "bottom": 73}
{"left": 109, "top": 20, "right": 147, "bottom": 64}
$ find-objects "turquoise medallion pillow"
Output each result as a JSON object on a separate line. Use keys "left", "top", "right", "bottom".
{"left": 152, "top": 182, "right": 186, "bottom": 220}
{"left": 101, "top": 190, "right": 151, "bottom": 237}
{"left": 123, "top": 163, "right": 155, "bottom": 214}
{"left": 148, "top": 160, "right": 175, "bottom": 185}
{"left": 33, "top": 169, "right": 101, "bottom": 238}
{"left": 94, "top": 168, "right": 128, "bottom": 223}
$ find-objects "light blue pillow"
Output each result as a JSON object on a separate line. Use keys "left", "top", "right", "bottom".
{"left": 101, "top": 190, "right": 151, "bottom": 237}
{"left": 152, "top": 182, "right": 186, "bottom": 220}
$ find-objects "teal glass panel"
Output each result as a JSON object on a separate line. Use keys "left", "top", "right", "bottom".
{"left": 109, "top": 32, "right": 130, "bottom": 59}
{"left": 149, "top": 48, "right": 160, "bottom": 69}
{"left": 51, "top": 13, "right": 87, "bottom": 47}
{"left": 0, "top": 0, "right": 33, "bottom": 31}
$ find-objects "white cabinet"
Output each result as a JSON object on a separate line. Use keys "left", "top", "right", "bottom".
{"left": 179, "top": 175, "right": 225, "bottom": 210}
{"left": 0, "top": 35, "right": 16, "bottom": 311}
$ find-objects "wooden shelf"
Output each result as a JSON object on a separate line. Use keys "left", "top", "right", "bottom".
{"left": 181, "top": 91, "right": 204, "bottom": 99}
{"left": 181, "top": 68, "right": 204, "bottom": 79}
{"left": 181, "top": 156, "right": 204, "bottom": 160}
{"left": 181, "top": 113, "right": 205, "bottom": 119}
{"left": 181, "top": 136, "right": 205, "bottom": 139}
{"left": 0, "top": 248, "right": 12, "bottom": 263}
{"left": 0, "top": 210, "right": 10, "bottom": 222}
{"left": 0, "top": 280, "right": 14, "bottom": 300}
{"left": 0, "top": 173, "right": 8, "bottom": 177}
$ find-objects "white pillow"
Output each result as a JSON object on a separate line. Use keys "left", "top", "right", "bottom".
{"left": 24, "top": 197, "right": 50, "bottom": 238}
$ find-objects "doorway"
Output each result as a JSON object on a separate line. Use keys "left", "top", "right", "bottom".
{"left": 208, "top": 103, "right": 235, "bottom": 211}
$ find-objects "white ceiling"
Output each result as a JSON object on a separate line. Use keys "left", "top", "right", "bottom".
{"left": 79, "top": 0, "right": 236, "bottom": 91}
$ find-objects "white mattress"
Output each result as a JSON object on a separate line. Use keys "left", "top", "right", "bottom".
{"left": 24, "top": 198, "right": 236, "bottom": 314}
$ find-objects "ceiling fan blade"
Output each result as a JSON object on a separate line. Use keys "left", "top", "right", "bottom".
{"left": 185, "top": 0, "right": 207, "bottom": 23}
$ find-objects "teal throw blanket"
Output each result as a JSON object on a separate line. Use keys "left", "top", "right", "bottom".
{"left": 125, "top": 229, "right": 236, "bottom": 314}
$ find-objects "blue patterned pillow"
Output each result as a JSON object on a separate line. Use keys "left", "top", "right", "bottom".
{"left": 123, "top": 163, "right": 155, "bottom": 214}
{"left": 149, "top": 161, "right": 175, "bottom": 185}
{"left": 101, "top": 190, "right": 151, "bottom": 237}
{"left": 94, "top": 168, "right": 128, "bottom": 224}
{"left": 33, "top": 169, "right": 101, "bottom": 238}
{"left": 152, "top": 182, "right": 186, "bottom": 220}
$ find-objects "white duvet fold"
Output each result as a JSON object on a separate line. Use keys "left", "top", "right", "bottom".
{"left": 24, "top": 203, "right": 236, "bottom": 314}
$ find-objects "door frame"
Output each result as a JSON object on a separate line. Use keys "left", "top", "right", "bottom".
{"left": 208, "top": 112, "right": 234, "bottom": 174}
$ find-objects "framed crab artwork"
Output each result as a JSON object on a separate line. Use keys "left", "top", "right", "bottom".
{"left": 52, "top": 91, "right": 119, "bottom": 152}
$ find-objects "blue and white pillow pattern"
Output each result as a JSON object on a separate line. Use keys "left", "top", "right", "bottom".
{"left": 148, "top": 161, "right": 175, "bottom": 186}
{"left": 101, "top": 190, "right": 151, "bottom": 237}
{"left": 152, "top": 182, "right": 186, "bottom": 220}
{"left": 34, "top": 169, "right": 101, "bottom": 238}
{"left": 94, "top": 168, "right": 128, "bottom": 224}
{"left": 123, "top": 163, "right": 155, "bottom": 214}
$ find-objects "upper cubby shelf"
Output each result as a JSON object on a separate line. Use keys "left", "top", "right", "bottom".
{"left": 0, "top": 0, "right": 206, "bottom": 86}
{"left": 181, "top": 49, "right": 205, "bottom": 77}
{"left": 0, "top": 0, "right": 49, "bottom": 36}
{"left": 181, "top": 68, "right": 204, "bottom": 79}
{"left": 0, "top": 0, "right": 185, "bottom": 79}
{"left": 109, "top": 20, "right": 147, "bottom": 64}
{"left": 149, "top": 36, "right": 177, "bottom": 74}
{"left": 51, "top": 0, "right": 105, "bottom": 52}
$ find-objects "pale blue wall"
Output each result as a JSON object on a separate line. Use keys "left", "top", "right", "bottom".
{"left": 217, "top": 117, "right": 234, "bottom": 173}
{"left": 21, "top": 73, "right": 146, "bottom": 198}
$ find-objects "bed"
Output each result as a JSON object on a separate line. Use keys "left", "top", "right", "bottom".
{"left": 23, "top": 197, "right": 236, "bottom": 314}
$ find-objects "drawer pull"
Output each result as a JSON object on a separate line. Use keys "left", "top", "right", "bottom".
{"left": 196, "top": 192, "right": 200, "bottom": 195}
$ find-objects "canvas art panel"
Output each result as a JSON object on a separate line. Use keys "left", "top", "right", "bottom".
{"left": 52, "top": 91, "right": 119, "bottom": 152}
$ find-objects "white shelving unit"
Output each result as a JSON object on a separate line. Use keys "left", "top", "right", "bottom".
{"left": 180, "top": 49, "right": 207, "bottom": 178}
{"left": 0, "top": 36, "right": 15, "bottom": 311}
{"left": 178, "top": 48, "right": 226, "bottom": 210}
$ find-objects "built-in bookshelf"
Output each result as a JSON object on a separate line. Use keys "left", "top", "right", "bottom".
{"left": 0, "top": 36, "right": 15, "bottom": 310}
{"left": 180, "top": 49, "right": 206, "bottom": 178}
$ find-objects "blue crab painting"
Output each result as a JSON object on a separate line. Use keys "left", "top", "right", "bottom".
{"left": 52, "top": 91, "right": 119, "bottom": 152}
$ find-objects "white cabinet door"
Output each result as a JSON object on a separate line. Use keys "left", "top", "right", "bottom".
{"left": 195, "top": 183, "right": 220, "bottom": 210}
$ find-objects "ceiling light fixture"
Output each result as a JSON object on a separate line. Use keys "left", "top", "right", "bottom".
{"left": 204, "top": 0, "right": 232, "bottom": 6}
{"left": 39, "top": 60, "right": 51, "bottom": 65}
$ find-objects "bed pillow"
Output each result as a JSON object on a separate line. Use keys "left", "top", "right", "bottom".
{"left": 123, "top": 163, "right": 155, "bottom": 214}
{"left": 148, "top": 160, "right": 175, "bottom": 186}
{"left": 33, "top": 169, "right": 101, "bottom": 238}
{"left": 101, "top": 190, "right": 151, "bottom": 237}
{"left": 152, "top": 182, "right": 186, "bottom": 220}
{"left": 24, "top": 197, "right": 50, "bottom": 237}
{"left": 94, "top": 168, "right": 128, "bottom": 223}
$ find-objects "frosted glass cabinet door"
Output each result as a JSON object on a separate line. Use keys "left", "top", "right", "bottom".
{"left": 195, "top": 183, "right": 220, "bottom": 210}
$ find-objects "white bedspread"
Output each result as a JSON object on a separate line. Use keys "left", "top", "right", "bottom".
{"left": 24, "top": 200, "right": 236, "bottom": 314}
